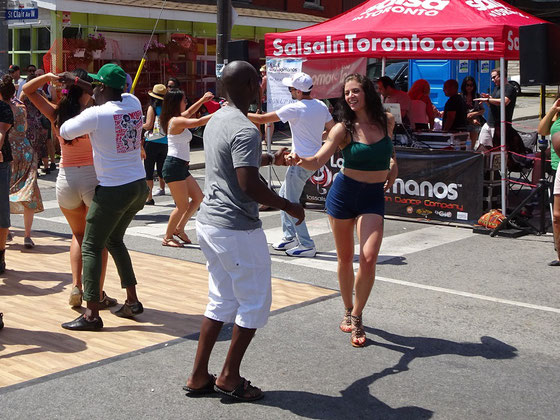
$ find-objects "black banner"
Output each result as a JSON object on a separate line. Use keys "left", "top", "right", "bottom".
{"left": 303, "top": 147, "right": 484, "bottom": 223}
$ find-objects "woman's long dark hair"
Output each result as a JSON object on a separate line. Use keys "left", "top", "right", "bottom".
{"left": 461, "top": 76, "right": 479, "bottom": 98}
{"left": 159, "top": 89, "right": 185, "bottom": 135}
{"left": 55, "top": 68, "right": 92, "bottom": 144}
{"left": 0, "top": 75, "right": 15, "bottom": 101}
{"left": 336, "top": 74, "right": 387, "bottom": 133}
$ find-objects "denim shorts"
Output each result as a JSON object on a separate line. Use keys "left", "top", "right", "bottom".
{"left": 162, "top": 156, "right": 190, "bottom": 183}
{"left": 326, "top": 172, "right": 385, "bottom": 219}
{"left": 56, "top": 165, "right": 98, "bottom": 209}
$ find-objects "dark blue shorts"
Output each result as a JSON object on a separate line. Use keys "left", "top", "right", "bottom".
{"left": 162, "top": 156, "right": 190, "bottom": 183}
{"left": 326, "top": 172, "right": 385, "bottom": 219}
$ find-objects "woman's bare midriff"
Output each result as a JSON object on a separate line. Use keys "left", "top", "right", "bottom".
{"left": 341, "top": 167, "right": 389, "bottom": 184}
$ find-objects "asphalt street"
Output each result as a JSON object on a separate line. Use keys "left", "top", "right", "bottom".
{"left": 1, "top": 157, "right": 559, "bottom": 419}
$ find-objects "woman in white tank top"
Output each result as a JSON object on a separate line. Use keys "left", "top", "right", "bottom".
{"left": 159, "top": 89, "right": 213, "bottom": 247}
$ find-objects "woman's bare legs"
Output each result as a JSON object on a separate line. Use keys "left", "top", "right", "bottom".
{"left": 146, "top": 180, "right": 154, "bottom": 202}
{"left": 23, "top": 207, "right": 34, "bottom": 239}
{"left": 60, "top": 204, "right": 109, "bottom": 295}
{"left": 329, "top": 216, "right": 357, "bottom": 310}
{"left": 164, "top": 179, "right": 189, "bottom": 241}
{"left": 351, "top": 213, "right": 384, "bottom": 347}
{"left": 175, "top": 175, "right": 203, "bottom": 236}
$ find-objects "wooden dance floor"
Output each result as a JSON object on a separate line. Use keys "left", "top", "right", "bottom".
{"left": 0, "top": 229, "right": 336, "bottom": 389}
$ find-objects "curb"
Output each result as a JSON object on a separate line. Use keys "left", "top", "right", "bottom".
{"left": 513, "top": 114, "right": 539, "bottom": 122}
{"left": 189, "top": 162, "right": 205, "bottom": 170}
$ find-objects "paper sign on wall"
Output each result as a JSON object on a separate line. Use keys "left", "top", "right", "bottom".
{"left": 266, "top": 58, "right": 303, "bottom": 112}
{"left": 459, "top": 60, "right": 469, "bottom": 73}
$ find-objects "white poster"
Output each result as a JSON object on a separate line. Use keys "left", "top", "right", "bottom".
{"left": 266, "top": 58, "right": 303, "bottom": 112}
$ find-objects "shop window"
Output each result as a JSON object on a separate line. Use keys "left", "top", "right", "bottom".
{"left": 37, "top": 53, "right": 46, "bottom": 69}
{"left": 63, "top": 27, "right": 80, "bottom": 39}
{"left": 304, "top": 0, "right": 324, "bottom": 10}
{"left": 19, "top": 28, "right": 31, "bottom": 51}
{"left": 19, "top": 54, "right": 31, "bottom": 69}
{"left": 37, "top": 27, "right": 51, "bottom": 51}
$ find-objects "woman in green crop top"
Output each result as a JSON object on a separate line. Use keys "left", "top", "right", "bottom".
{"left": 290, "top": 74, "right": 398, "bottom": 347}
{"left": 537, "top": 96, "right": 560, "bottom": 266}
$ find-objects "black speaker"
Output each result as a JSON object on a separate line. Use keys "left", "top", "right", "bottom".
{"left": 520, "top": 23, "right": 560, "bottom": 86}
{"left": 227, "top": 40, "right": 260, "bottom": 67}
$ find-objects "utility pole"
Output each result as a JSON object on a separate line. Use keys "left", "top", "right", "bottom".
{"left": 0, "top": 0, "right": 10, "bottom": 73}
{"left": 216, "top": 0, "right": 231, "bottom": 96}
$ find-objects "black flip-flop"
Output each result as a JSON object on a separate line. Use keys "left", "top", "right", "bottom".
{"left": 214, "top": 377, "right": 264, "bottom": 402}
{"left": 182, "top": 375, "right": 216, "bottom": 396}
{"left": 548, "top": 260, "right": 560, "bottom": 266}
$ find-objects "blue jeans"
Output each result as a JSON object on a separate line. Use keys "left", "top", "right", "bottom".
{"left": 279, "top": 165, "right": 314, "bottom": 248}
{"left": 0, "top": 162, "right": 11, "bottom": 229}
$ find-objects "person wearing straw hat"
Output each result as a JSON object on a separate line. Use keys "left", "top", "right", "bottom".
{"left": 142, "top": 83, "right": 168, "bottom": 204}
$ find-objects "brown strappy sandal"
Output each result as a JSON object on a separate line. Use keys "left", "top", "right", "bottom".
{"left": 339, "top": 307, "right": 353, "bottom": 333}
{"left": 351, "top": 314, "right": 366, "bottom": 348}
{"left": 162, "top": 237, "right": 185, "bottom": 248}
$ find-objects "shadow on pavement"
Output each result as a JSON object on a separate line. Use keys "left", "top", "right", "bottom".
{"left": 0, "top": 328, "right": 87, "bottom": 359}
{"left": 0, "top": 271, "right": 70, "bottom": 296}
{"left": 256, "top": 329, "right": 516, "bottom": 418}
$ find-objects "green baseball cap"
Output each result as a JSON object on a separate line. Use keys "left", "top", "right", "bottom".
{"left": 88, "top": 63, "right": 127, "bottom": 90}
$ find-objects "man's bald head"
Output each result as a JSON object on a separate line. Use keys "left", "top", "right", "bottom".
{"left": 221, "top": 61, "right": 259, "bottom": 113}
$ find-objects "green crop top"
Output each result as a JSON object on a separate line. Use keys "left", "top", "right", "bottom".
{"left": 341, "top": 130, "right": 394, "bottom": 171}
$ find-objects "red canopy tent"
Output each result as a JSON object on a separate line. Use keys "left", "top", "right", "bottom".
{"left": 264, "top": 0, "right": 548, "bottom": 214}
{"left": 265, "top": 0, "right": 546, "bottom": 60}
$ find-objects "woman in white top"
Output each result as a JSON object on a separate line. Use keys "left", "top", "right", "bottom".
{"left": 159, "top": 89, "right": 213, "bottom": 247}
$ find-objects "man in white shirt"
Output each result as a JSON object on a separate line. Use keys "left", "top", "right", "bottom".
{"left": 8, "top": 65, "right": 25, "bottom": 99}
{"left": 249, "top": 72, "right": 334, "bottom": 258}
{"left": 60, "top": 63, "right": 149, "bottom": 331}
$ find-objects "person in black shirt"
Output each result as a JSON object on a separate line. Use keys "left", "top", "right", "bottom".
{"left": 0, "top": 75, "right": 15, "bottom": 273}
{"left": 474, "top": 68, "right": 517, "bottom": 150}
{"left": 442, "top": 79, "right": 467, "bottom": 132}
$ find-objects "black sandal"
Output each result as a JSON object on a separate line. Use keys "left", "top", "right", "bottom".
{"left": 548, "top": 260, "right": 560, "bottom": 266}
{"left": 214, "top": 377, "right": 264, "bottom": 402}
{"left": 351, "top": 314, "right": 366, "bottom": 348}
{"left": 183, "top": 374, "right": 216, "bottom": 396}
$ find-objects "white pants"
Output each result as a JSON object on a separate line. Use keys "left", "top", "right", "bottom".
{"left": 196, "top": 221, "right": 272, "bottom": 329}
{"left": 475, "top": 123, "right": 495, "bottom": 149}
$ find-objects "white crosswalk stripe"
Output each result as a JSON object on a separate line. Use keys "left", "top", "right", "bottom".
{"left": 271, "top": 225, "right": 474, "bottom": 271}
{"left": 33, "top": 198, "right": 474, "bottom": 269}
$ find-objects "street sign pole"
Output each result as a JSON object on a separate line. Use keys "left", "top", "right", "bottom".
{"left": 0, "top": 0, "right": 9, "bottom": 73}
{"left": 216, "top": 0, "right": 231, "bottom": 97}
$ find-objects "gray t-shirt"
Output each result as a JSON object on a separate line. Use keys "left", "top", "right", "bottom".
{"left": 197, "top": 106, "right": 262, "bottom": 230}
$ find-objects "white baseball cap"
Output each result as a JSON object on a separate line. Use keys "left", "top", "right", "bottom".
{"left": 282, "top": 72, "right": 313, "bottom": 93}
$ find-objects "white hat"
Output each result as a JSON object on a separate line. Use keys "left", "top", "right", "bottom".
{"left": 282, "top": 72, "right": 313, "bottom": 93}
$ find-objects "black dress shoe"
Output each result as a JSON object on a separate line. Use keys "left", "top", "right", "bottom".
{"left": 114, "top": 301, "right": 144, "bottom": 318}
{"left": 61, "top": 314, "right": 103, "bottom": 331}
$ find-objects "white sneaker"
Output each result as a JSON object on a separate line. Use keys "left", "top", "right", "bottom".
{"left": 272, "top": 237, "right": 297, "bottom": 251}
{"left": 285, "top": 244, "right": 316, "bottom": 258}
{"left": 153, "top": 188, "right": 165, "bottom": 196}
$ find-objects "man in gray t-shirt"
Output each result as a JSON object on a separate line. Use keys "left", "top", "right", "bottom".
{"left": 187, "top": 61, "right": 304, "bottom": 402}
{"left": 197, "top": 105, "right": 263, "bottom": 230}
